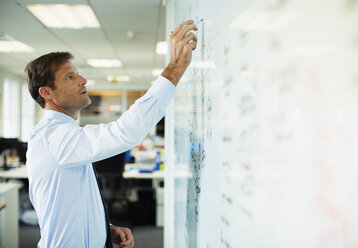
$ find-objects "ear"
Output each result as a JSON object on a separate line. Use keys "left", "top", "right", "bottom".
{"left": 38, "top": 86, "right": 54, "bottom": 102}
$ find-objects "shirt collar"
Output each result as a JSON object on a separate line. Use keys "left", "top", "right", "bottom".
{"left": 44, "top": 110, "right": 77, "bottom": 124}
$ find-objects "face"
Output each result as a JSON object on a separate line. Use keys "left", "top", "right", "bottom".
{"left": 51, "top": 61, "right": 91, "bottom": 112}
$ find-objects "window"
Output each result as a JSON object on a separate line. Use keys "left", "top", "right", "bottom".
{"left": 2, "top": 78, "right": 20, "bottom": 138}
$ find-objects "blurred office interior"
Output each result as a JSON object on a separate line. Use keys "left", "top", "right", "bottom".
{"left": 0, "top": 0, "right": 168, "bottom": 247}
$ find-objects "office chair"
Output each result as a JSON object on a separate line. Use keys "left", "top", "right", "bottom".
{"left": 93, "top": 153, "right": 126, "bottom": 212}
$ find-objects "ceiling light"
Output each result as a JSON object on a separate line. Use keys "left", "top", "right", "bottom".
{"left": 229, "top": 10, "right": 300, "bottom": 32}
{"left": 107, "top": 75, "right": 131, "bottom": 82}
{"left": 190, "top": 61, "right": 216, "bottom": 68}
{"left": 0, "top": 40, "right": 34, "bottom": 53}
{"left": 152, "top": 69, "right": 162, "bottom": 77}
{"left": 87, "top": 59, "right": 122, "bottom": 68}
{"left": 156, "top": 41, "right": 168, "bottom": 55}
{"left": 27, "top": 4, "right": 100, "bottom": 29}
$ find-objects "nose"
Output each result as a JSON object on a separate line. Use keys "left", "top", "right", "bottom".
{"left": 78, "top": 74, "right": 87, "bottom": 86}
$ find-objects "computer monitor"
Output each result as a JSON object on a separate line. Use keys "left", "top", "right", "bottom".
{"left": 0, "top": 138, "right": 28, "bottom": 163}
{"left": 0, "top": 138, "right": 19, "bottom": 152}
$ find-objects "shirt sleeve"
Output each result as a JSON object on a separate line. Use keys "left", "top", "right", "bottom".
{"left": 45, "top": 76, "right": 176, "bottom": 167}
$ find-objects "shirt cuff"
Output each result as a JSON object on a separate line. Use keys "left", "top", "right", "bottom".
{"left": 147, "top": 75, "right": 176, "bottom": 106}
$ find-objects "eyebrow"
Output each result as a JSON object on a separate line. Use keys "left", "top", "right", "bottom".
{"left": 63, "top": 71, "right": 77, "bottom": 79}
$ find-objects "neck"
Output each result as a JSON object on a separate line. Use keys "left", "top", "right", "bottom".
{"left": 45, "top": 103, "right": 79, "bottom": 120}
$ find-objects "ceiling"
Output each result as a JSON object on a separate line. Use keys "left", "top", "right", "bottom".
{"left": 0, "top": 0, "right": 167, "bottom": 90}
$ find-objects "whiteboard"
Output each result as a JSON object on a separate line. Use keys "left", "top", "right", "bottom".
{"left": 164, "top": 0, "right": 358, "bottom": 247}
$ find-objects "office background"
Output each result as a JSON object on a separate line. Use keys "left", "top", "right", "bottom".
{"left": 0, "top": 0, "right": 167, "bottom": 247}
{"left": 1, "top": 0, "right": 358, "bottom": 248}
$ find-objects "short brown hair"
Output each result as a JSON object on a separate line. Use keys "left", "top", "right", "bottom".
{"left": 24, "top": 52, "right": 74, "bottom": 108}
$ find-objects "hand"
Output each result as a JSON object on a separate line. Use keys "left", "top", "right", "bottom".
{"left": 161, "top": 20, "right": 198, "bottom": 86}
{"left": 110, "top": 225, "right": 134, "bottom": 248}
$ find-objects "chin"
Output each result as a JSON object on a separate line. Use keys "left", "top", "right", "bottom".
{"left": 84, "top": 99, "right": 92, "bottom": 108}
{"left": 80, "top": 98, "right": 91, "bottom": 110}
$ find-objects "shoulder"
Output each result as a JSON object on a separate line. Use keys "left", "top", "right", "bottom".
{"left": 29, "top": 118, "right": 51, "bottom": 141}
{"left": 44, "top": 119, "right": 82, "bottom": 140}
{"left": 30, "top": 118, "right": 81, "bottom": 141}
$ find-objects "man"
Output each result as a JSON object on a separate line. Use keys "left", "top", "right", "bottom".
{"left": 24, "top": 20, "right": 198, "bottom": 247}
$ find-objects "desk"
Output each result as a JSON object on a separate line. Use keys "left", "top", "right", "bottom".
{"left": 123, "top": 166, "right": 165, "bottom": 227}
{"left": 123, "top": 170, "right": 164, "bottom": 179}
{"left": 0, "top": 166, "right": 28, "bottom": 179}
{"left": 123, "top": 170, "right": 164, "bottom": 188}
{"left": 0, "top": 183, "right": 19, "bottom": 248}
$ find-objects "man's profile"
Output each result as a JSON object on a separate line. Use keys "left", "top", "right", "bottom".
{"left": 24, "top": 20, "right": 198, "bottom": 247}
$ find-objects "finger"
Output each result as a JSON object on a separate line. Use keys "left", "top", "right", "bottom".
{"left": 122, "top": 227, "right": 133, "bottom": 239}
{"left": 183, "top": 32, "right": 197, "bottom": 44}
{"left": 176, "top": 24, "right": 198, "bottom": 39}
{"left": 171, "top": 23, "right": 183, "bottom": 36}
{"left": 187, "top": 40, "right": 198, "bottom": 51}
{"left": 120, "top": 239, "right": 134, "bottom": 248}
{"left": 118, "top": 229, "right": 127, "bottom": 242}
{"left": 120, "top": 227, "right": 133, "bottom": 247}
{"left": 171, "top": 19, "right": 194, "bottom": 36}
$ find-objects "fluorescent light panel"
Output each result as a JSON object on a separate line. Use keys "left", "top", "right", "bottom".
{"left": 0, "top": 40, "right": 34, "bottom": 52}
{"left": 107, "top": 75, "right": 131, "bottom": 82}
{"left": 27, "top": 4, "right": 100, "bottom": 29}
{"left": 229, "top": 10, "right": 300, "bottom": 32}
{"left": 87, "top": 59, "right": 122, "bottom": 68}
{"left": 156, "top": 41, "right": 168, "bottom": 55}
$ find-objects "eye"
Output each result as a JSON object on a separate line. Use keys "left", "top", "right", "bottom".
{"left": 66, "top": 75, "right": 73, "bottom": 80}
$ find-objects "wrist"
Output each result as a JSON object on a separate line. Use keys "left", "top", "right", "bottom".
{"left": 161, "top": 62, "right": 187, "bottom": 86}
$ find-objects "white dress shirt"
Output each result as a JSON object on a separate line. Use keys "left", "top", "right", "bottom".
{"left": 26, "top": 76, "right": 176, "bottom": 248}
